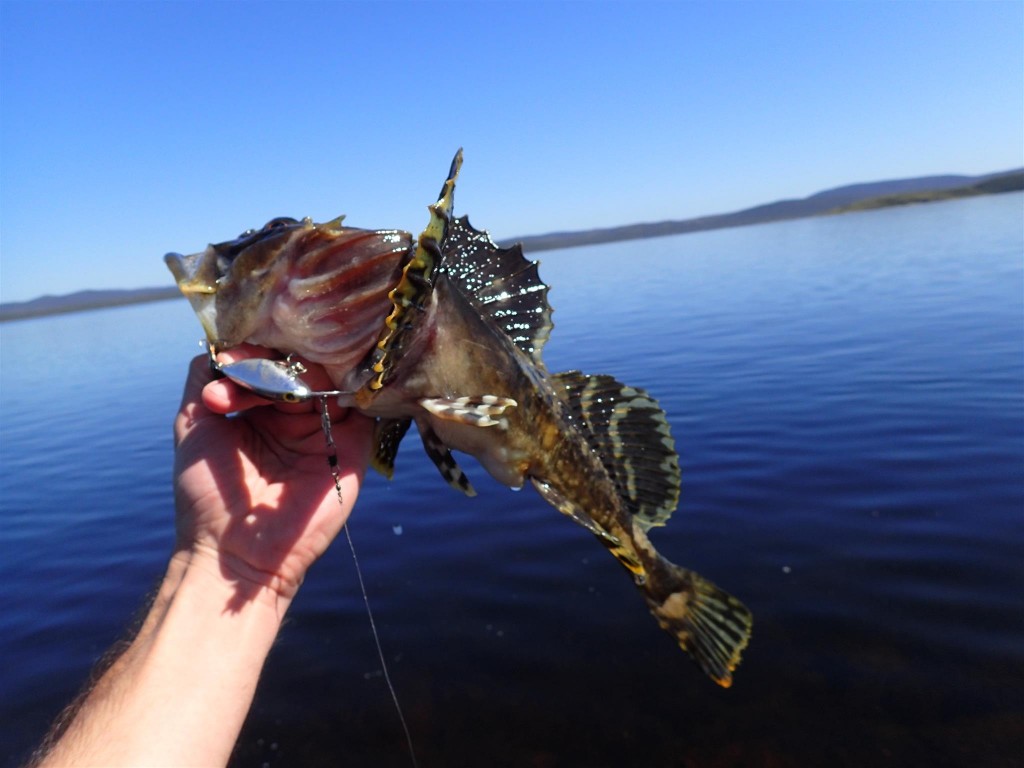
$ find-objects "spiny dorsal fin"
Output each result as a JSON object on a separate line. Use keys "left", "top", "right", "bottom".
{"left": 368, "top": 150, "right": 463, "bottom": 390}
{"left": 553, "top": 371, "right": 681, "bottom": 531}
{"left": 439, "top": 215, "right": 553, "bottom": 366}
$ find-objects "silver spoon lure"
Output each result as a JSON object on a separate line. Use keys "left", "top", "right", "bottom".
{"left": 208, "top": 346, "right": 351, "bottom": 402}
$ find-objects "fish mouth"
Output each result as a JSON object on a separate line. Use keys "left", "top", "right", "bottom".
{"left": 164, "top": 219, "right": 312, "bottom": 348}
{"left": 164, "top": 251, "right": 217, "bottom": 294}
{"left": 164, "top": 250, "right": 220, "bottom": 341}
{"left": 164, "top": 219, "right": 299, "bottom": 293}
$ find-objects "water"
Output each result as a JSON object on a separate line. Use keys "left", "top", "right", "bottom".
{"left": 2, "top": 194, "right": 1022, "bottom": 767}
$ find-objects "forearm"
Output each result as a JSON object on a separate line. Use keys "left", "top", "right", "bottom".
{"left": 37, "top": 549, "right": 291, "bottom": 768}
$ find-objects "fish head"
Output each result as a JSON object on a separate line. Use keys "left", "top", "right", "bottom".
{"left": 164, "top": 216, "right": 314, "bottom": 347}
{"left": 165, "top": 215, "right": 414, "bottom": 379}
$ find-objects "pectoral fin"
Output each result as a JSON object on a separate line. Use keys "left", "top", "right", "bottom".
{"left": 419, "top": 395, "right": 517, "bottom": 427}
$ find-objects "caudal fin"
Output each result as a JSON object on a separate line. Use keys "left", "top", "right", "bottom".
{"left": 643, "top": 560, "right": 753, "bottom": 687}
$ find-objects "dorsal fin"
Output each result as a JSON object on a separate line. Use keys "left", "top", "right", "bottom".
{"left": 367, "top": 150, "right": 462, "bottom": 390}
{"left": 553, "top": 371, "right": 681, "bottom": 530}
{"left": 439, "top": 215, "right": 553, "bottom": 366}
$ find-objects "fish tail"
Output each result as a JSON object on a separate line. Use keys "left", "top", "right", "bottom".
{"left": 642, "top": 556, "right": 752, "bottom": 688}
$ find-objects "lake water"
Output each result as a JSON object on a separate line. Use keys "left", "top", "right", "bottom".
{"left": 2, "top": 194, "right": 1022, "bottom": 767}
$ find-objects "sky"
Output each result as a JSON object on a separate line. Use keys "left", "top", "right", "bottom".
{"left": 1, "top": 0, "right": 1021, "bottom": 304}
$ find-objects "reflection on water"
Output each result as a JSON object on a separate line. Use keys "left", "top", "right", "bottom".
{"left": 2, "top": 193, "right": 1023, "bottom": 767}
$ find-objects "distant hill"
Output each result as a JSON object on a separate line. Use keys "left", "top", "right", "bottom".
{"left": 827, "top": 171, "right": 1024, "bottom": 213}
{"left": 3, "top": 166, "right": 1021, "bottom": 322}
{"left": 503, "top": 167, "right": 1023, "bottom": 252}
{"left": 0, "top": 286, "right": 181, "bottom": 322}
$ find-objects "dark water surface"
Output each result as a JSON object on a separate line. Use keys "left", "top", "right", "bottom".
{"left": 3, "top": 194, "right": 1023, "bottom": 767}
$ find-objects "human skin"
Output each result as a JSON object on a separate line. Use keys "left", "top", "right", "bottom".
{"left": 32, "top": 349, "right": 374, "bottom": 767}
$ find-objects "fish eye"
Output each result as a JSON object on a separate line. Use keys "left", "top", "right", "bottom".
{"left": 263, "top": 217, "right": 299, "bottom": 231}
{"left": 238, "top": 228, "right": 256, "bottom": 238}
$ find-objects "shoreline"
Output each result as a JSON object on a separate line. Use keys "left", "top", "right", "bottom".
{"left": 4, "top": 172, "right": 1020, "bottom": 323}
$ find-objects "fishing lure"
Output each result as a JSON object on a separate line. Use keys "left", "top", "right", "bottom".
{"left": 210, "top": 349, "right": 350, "bottom": 402}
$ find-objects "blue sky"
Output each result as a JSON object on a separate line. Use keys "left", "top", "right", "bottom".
{"left": 1, "top": 0, "right": 1021, "bottom": 303}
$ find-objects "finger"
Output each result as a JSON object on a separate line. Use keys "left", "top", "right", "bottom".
{"left": 202, "top": 376, "right": 278, "bottom": 415}
{"left": 213, "top": 342, "right": 278, "bottom": 365}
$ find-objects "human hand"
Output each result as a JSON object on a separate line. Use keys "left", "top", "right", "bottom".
{"left": 172, "top": 346, "right": 374, "bottom": 606}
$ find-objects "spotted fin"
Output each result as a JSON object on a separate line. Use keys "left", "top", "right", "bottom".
{"left": 419, "top": 395, "right": 517, "bottom": 428}
{"left": 418, "top": 422, "right": 476, "bottom": 497}
{"left": 368, "top": 150, "right": 463, "bottom": 390}
{"left": 439, "top": 216, "right": 553, "bottom": 366}
{"left": 642, "top": 557, "right": 753, "bottom": 688}
{"left": 553, "top": 372, "right": 681, "bottom": 531}
{"left": 370, "top": 417, "right": 412, "bottom": 479}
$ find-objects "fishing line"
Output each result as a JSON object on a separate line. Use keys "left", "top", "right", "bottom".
{"left": 317, "top": 396, "right": 419, "bottom": 768}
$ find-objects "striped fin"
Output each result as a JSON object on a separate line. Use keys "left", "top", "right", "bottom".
{"left": 439, "top": 216, "right": 553, "bottom": 366}
{"left": 418, "top": 422, "right": 476, "bottom": 497}
{"left": 419, "top": 395, "right": 517, "bottom": 428}
{"left": 368, "top": 150, "right": 463, "bottom": 390}
{"left": 370, "top": 417, "right": 412, "bottom": 479}
{"left": 643, "top": 560, "right": 753, "bottom": 688}
{"left": 553, "top": 371, "right": 681, "bottom": 531}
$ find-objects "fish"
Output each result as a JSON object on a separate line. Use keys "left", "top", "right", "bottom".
{"left": 165, "top": 150, "right": 753, "bottom": 686}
